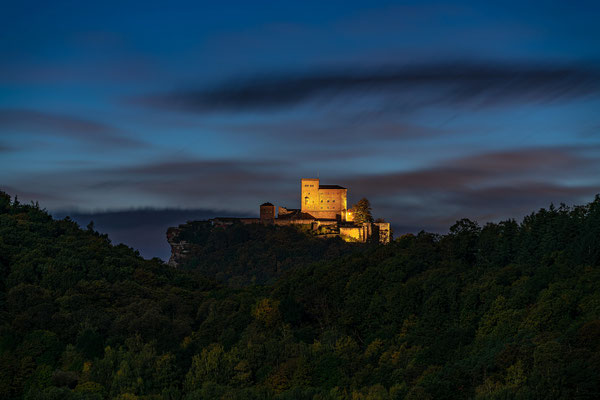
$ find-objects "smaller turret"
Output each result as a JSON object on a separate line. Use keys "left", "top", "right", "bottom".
{"left": 260, "top": 202, "right": 275, "bottom": 223}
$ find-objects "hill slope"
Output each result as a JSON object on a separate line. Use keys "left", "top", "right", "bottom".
{"left": 167, "top": 221, "right": 359, "bottom": 286}
{"left": 1, "top": 191, "right": 599, "bottom": 399}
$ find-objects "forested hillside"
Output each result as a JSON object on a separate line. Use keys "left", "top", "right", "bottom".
{"left": 1, "top": 190, "right": 599, "bottom": 399}
{"left": 167, "top": 221, "right": 358, "bottom": 286}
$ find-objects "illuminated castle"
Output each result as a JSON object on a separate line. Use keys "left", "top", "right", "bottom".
{"left": 300, "top": 178, "right": 348, "bottom": 220}
{"left": 211, "top": 178, "right": 390, "bottom": 244}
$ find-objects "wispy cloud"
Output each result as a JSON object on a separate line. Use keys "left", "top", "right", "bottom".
{"left": 344, "top": 146, "right": 598, "bottom": 194}
{"left": 340, "top": 145, "right": 600, "bottom": 231}
{"left": 105, "top": 159, "right": 293, "bottom": 202}
{"left": 0, "top": 185, "right": 67, "bottom": 204}
{"left": 221, "top": 117, "right": 449, "bottom": 144}
{"left": 0, "top": 109, "right": 147, "bottom": 148}
{"left": 138, "top": 61, "right": 600, "bottom": 113}
{"left": 0, "top": 144, "right": 17, "bottom": 153}
{"left": 2, "top": 155, "right": 298, "bottom": 210}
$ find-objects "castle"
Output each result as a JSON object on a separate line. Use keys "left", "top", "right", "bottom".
{"left": 211, "top": 178, "right": 391, "bottom": 244}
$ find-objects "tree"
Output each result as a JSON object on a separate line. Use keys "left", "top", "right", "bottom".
{"left": 351, "top": 198, "right": 374, "bottom": 224}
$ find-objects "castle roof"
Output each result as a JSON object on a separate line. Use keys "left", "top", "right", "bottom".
{"left": 260, "top": 202, "right": 274, "bottom": 206}
{"left": 319, "top": 184, "right": 346, "bottom": 190}
{"left": 277, "top": 209, "right": 316, "bottom": 220}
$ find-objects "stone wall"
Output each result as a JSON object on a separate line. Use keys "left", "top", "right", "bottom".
{"left": 375, "top": 222, "right": 391, "bottom": 244}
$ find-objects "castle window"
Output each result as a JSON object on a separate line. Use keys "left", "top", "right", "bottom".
{"left": 304, "top": 197, "right": 309, "bottom": 205}
{"left": 333, "top": 200, "right": 335, "bottom": 202}
{"left": 327, "top": 200, "right": 330, "bottom": 202}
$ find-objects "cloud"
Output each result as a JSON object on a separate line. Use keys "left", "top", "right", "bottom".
{"left": 138, "top": 61, "right": 600, "bottom": 113}
{"left": 2, "top": 155, "right": 300, "bottom": 212}
{"left": 221, "top": 117, "right": 449, "bottom": 144}
{"left": 344, "top": 146, "right": 597, "bottom": 194}
{"left": 119, "top": 159, "right": 286, "bottom": 176}
{"left": 0, "top": 109, "right": 146, "bottom": 148}
{"left": 105, "top": 159, "right": 293, "bottom": 199}
{"left": 0, "top": 144, "right": 16, "bottom": 152}
{"left": 340, "top": 145, "right": 600, "bottom": 232}
{"left": 0, "top": 185, "right": 67, "bottom": 204}
{"left": 0, "top": 157, "right": 288, "bottom": 215}
{"left": 49, "top": 158, "right": 296, "bottom": 210}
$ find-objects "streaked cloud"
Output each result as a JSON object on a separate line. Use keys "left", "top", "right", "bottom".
{"left": 3, "top": 157, "right": 297, "bottom": 211}
{"left": 0, "top": 109, "right": 147, "bottom": 148}
{"left": 0, "top": 144, "right": 16, "bottom": 152}
{"left": 341, "top": 145, "right": 600, "bottom": 231}
{"left": 138, "top": 62, "right": 600, "bottom": 113}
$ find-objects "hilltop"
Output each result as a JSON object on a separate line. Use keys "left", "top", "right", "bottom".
{"left": 1, "top": 190, "right": 599, "bottom": 399}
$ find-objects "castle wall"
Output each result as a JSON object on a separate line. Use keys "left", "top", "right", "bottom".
{"left": 274, "top": 219, "right": 314, "bottom": 226}
{"left": 375, "top": 222, "right": 391, "bottom": 244}
{"left": 340, "top": 226, "right": 362, "bottom": 241}
{"left": 305, "top": 210, "right": 339, "bottom": 220}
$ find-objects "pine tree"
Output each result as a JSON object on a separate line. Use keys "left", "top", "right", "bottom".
{"left": 352, "top": 198, "right": 374, "bottom": 223}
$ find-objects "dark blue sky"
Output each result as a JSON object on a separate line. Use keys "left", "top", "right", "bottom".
{"left": 2, "top": 0, "right": 600, "bottom": 256}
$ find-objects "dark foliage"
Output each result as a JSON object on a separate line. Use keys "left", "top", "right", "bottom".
{"left": 1, "top": 190, "right": 599, "bottom": 399}
{"left": 351, "top": 198, "right": 374, "bottom": 224}
{"left": 172, "top": 221, "right": 359, "bottom": 286}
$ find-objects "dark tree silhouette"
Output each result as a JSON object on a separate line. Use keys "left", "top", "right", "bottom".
{"left": 352, "top": 197, "right": 374, "bottom": 223}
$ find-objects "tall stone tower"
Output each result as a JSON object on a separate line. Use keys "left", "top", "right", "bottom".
{"left": 301, "top": 178, "right": 347, "bottom": 220}
{"left": 301, "top": 178, "right": 320, "bottom": 213}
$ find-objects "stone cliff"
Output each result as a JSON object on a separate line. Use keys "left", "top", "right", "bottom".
{"left": 166, "top": 225, "right": 185, "bottom": 268}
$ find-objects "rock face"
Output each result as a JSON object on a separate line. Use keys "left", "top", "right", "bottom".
{"left": 166, "top": 226, "right": 186, "bottom": 268}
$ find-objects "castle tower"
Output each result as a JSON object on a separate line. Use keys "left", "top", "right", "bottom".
{"left": 260, "top": 202, "right": 275, "bottom": 223}
{"left": 301, "top": 178, "right": 320, "bottom": 214}
{"left": 301, "top": 178, "right": 347, "bottom": 221}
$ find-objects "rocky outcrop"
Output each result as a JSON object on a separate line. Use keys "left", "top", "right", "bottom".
{"left": 166, "top": 225, "right": 187, "bottom": 268}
